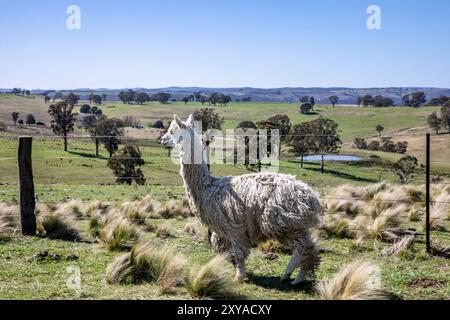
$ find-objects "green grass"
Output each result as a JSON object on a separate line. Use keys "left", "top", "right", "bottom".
{"left": 1, "top": 218, "right": 449, "bottom": 299}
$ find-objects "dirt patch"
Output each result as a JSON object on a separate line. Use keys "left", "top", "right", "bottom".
{"left": 409, "top": 278, "right": 447, "bottom": 289}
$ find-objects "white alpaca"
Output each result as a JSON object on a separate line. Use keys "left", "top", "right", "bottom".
{"left": 161, "top": 114, "right": 321, "bottom": 285}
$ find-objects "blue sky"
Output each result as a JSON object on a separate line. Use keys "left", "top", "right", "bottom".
{"left": 1, "top": 0, "right": 450, "bottom": 89}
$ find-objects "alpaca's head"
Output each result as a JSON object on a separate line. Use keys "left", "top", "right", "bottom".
{"left": 161, "top": 114, "right": 197, "bottom": 149}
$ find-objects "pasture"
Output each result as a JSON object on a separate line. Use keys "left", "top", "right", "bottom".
{"left": 0, "top": 94, "right": 449, "bottom": 300}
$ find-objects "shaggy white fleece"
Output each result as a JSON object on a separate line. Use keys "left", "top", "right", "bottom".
{"left": 161, "top": 114, "right": 321, "bottom": 285}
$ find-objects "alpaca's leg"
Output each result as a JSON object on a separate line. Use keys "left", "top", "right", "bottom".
{"left": 231, "top": 243, "right": 250, "bottom": 282}
{"left": 291, "top": 236, "right": 320, "bottom": 286}
{"left": 280, "top": 250, "right": 300, "bottom": 282}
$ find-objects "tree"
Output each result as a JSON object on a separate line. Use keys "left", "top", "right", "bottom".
{"left": 257, "top": 114, "right": 291, "bottom": 157}
{"left": 25, "top": 114, "right": 36, "bottom": 125}
{"left": 17, "top": 119, "right": 24, "bottom": 125}
{"left": 53, "top": 91, "right": 63, "bottom": 102}
{"left": 92, "top": 94, "right": 103, "bottom": 105}
{"left": 441, "top": 104, "right": 450, "bottom": 132}
{"left": 91, "top": 106, "right": 103, "bottom": 115}
{"left": 299, "top": 96, "right": 309, "bottom": 103}
{"left": 309, "top": 97, "right": 316, "bottom": 111}
{"left": 402, "top": 92, "right": 426, "bottom": 107}
{"left": 48, "top": 101, "right": 78, "bottom": 151}
{"left": 44, "top": 96, "right": 51, "bottom": 104}
{"left": 427, "top": 112, "right": 442, "bottom": 134}
{"left": 101, "top": 94, "right": 108, "bottom": 103}
{"left": 310, "top": 117, "right": 342, "bottom": 173}
{"left": 427, "top": 96, "right": 449, "bottom": 106}
{"left": 235, "top": 123, "right": 260, "bottom": 171}
{"left": 182, "top": 96, "right": 190, "bottom": 105}
{"left": 11, "top": 112, "right": 19, "bottom": 125}
{"left": 394, "top": 156, "right": 418, "bottom": 184}
{"left": 107, "top": 144, "right": 146, "bottom": 185}
{"left": 119, "top": 90, "right": 135, "bottom": 104}
{"left": 25, "top": 90, "right": 31, "bottom": 96}
{"left": 97, "top": 118, "right": 125, "bottom": 158}
{"left": 353, "top": 137, "right": 368, "bottom": 150}
{"left": 300, "top": 103, "right": 312, "bottom": 114}
{"left": 82, "top": 114, "right": 106, "bottom": 157}
{"left": 151, "top": 92, "right": 171, "bottom": 104}
{"left": 356, "top": 96, "right": 362, "bottom": 107}
{"left": 80, "top": 104, "right": 91, "bottom": 114}
{"left": 88, "top": 93, "right": 95, "bottom": 104}
{"left": 152, "top": 120, "right": 165, "bottom": 129}
{"left": 236, "top": 121, "right": 257, "bottom": 130}
{"left": 361, "top": 95, "right": 374, "bottom": 107}
{"left": 242, "top": 97, "right": 252, "bottom": 103}
{"left": 64, "top": 92, "right": 80, "bottom": 107}
{"left": 373, "top": 95, "right": 394, "bottom": 108}
{"left": 134, "top": 92, "right": 149, "bottom": 105}
{"left": 329, "top": 96, "right": 339, "bottom": 107}
{"left": 288, "top": 122, "right": 314, "bottom": 168}
{"left": 375, "top": 125, "right": 384, "bottom": 137}
{"left": 193, "top": 108, "right": 224, "bottom": 170}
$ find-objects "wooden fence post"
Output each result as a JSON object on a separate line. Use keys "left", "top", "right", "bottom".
{"left": 18, "top": 137, "right": 36, "bottom": 236}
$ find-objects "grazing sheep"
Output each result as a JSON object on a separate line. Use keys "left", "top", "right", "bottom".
{"left": 161, "top": 114, "right": 321, "bottom": 285}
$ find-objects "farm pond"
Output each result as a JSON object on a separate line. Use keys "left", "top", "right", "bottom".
{"left": 300, "top": 155, "right": 364, "bottom": 162}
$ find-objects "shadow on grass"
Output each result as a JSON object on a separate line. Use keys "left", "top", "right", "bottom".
{"left": 248, "top": 273, "right": 315, "bottom": 294}
{"left": 304, "top": 167, "right": 377, "bottom": 183}
{"left": 68, "top": 150, "right": 108, "bottom": 160}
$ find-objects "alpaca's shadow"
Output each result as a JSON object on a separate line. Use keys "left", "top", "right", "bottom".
{"left": 248, "top": 274, "right": 315, "bottom": 293}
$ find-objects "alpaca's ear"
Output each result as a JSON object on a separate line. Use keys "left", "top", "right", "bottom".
{"left": 186, "top": 114, "right": 194, "bottom": 127}
{"left": 174, "top": 115, "right": 186, "bottom": 128}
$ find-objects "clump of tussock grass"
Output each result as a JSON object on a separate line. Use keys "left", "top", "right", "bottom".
{"left": 156, "top": 223, "right": 174, "bottom": 238}
{"left": 156, "top": 200, "right": 191, "bottom": 219}
{"left": 55, "top": 199, "right": 86, "bottom": 219}
{"left": 364, "top": 205, "right": 407, "bottom": 241}
{"left": 315, "top": 260, "right": 388, "bottom": 300}
{"left": 37, "top": 212, "right": 80, "bottom": 241}
{"left": 430, "top": 241, "right": 450, "bottom": 259}
{"left": 99, "top": 217, "right": 140, "bottom": 251}
{"left": 185, "top": 256, "right": 235, "bottom": 299}
{"left": 257, "top": 239, "right": 290, "bottom": 254}
{"left": 429, "top": 206, "right": 448, "bottom": 232}
{"left": 119, "top": 201, "right": 149, "bottom": 225}
{"left": 184, "top": 220, "right": 201, "bottom": 235}
{"left": 0, "top": 203, "right": 20, "bottom": 234}
{"left": 86, "top": 201, "right": 112, "bottom": 217}
{"left": 318, "top": 214, "right": 354, "bottom": 239}
{"left": 105, "top": 243, "right": 186, "bottom": 293}
{"left": 380, "top": 235, "right": 415, "bottom": 257}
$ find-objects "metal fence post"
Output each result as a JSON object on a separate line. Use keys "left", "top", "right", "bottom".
{"left": 425, "top": 133, "right": 431, "bottom": 253}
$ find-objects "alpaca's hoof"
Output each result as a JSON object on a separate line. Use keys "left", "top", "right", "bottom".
{"left": 290, "top": 280, "right": 303, "bottom": 286}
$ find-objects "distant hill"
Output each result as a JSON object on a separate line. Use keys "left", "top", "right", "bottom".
{"left": 10, "top": 87, "right": 450, "bottom": 104}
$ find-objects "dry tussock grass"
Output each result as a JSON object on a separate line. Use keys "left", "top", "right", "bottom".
{"left": 320, "top": 182, "right": 449, "bottom": 244}
{"left": 315, "top": 260, "right": 388, "bottom": 300}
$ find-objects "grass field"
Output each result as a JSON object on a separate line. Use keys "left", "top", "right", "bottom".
{"left": 0, "top": 94, "right": 449, "bottom": 300}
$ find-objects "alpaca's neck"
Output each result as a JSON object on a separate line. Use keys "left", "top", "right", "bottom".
{"left": 179, "top": 132, "right": 213, "bottom": 210}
